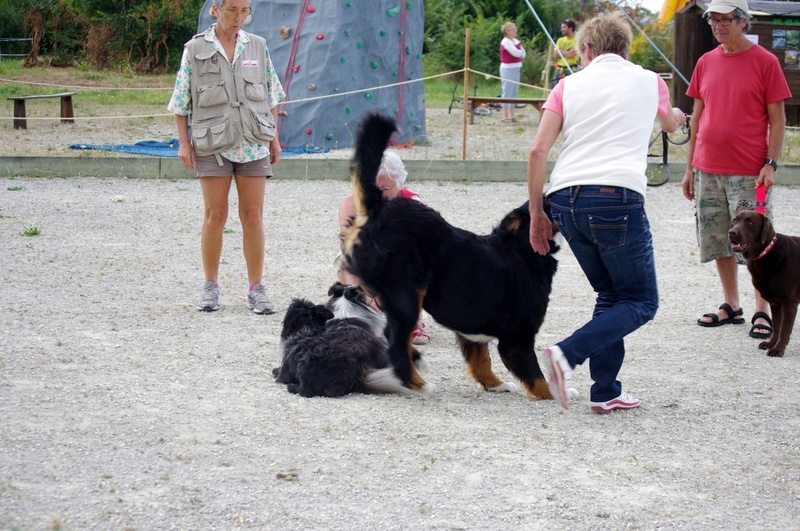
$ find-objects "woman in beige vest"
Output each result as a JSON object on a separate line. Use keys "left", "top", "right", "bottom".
{"left": 168, "top": 0, "right": 285, "bottom": 314}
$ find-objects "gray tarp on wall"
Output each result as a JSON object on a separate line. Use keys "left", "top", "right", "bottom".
{"left": 197, "top": 0, "right": 427, "bottom": 150}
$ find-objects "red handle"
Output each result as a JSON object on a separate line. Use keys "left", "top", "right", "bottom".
{"left": 755, "top": 184, "right": 766, "bottom": 214}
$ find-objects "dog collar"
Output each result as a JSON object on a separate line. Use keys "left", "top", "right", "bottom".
{"left": 753, "top": 236, "right": 777, "bottom": 261}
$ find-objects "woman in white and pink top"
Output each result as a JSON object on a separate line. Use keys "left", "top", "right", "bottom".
{"left": 499, "top": 21, "right": 526, "bottom": 123}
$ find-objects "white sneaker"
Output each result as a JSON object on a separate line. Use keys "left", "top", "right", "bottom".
{"left": 196, "top": 281, "right": 219, "bottom": 312}
{"left": 247, "top": 284, "right": 275, "bottom": 315}
{"left": 589, "top": 391, "right": 641, "bottom": 413}
{"left": 544, "top": 346, "right": 573, "bottom": 409}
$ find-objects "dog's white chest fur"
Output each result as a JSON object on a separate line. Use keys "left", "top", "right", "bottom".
{"left": 456, "top": 332, "right": 497, "bottom": 343}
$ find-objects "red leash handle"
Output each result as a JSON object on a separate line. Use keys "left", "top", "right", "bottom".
{"left": 755, "top": 184, "right": 767, "bottom": 214}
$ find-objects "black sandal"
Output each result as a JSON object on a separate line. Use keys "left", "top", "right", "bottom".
{"left": 749, "top": 312, "right": 773, "bottom": 339}
{"left": 697, "top": 303, "right": 745, "bottom": 327}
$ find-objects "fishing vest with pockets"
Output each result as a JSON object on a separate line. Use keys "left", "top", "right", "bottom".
{"left": 186, "top": 31, "right": 276, "bottom": 156}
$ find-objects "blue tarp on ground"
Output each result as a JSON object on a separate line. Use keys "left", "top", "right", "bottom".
{"left": 68, "top": 140, "right": 329, "bottom": 157}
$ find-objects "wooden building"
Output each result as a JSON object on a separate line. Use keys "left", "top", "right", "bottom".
{"left": 674, "top": 0, "right": 800, "bottom": 125}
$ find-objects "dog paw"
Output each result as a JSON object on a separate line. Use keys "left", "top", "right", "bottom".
{"left": 417, "top": 382, "right": 436, "bottom": 396}
{"left": 767, "top": 348, "right": 785, "bottom": 358}
{"left": 758, "top": 340, "right": 775, "bottom": 350}
{"left": 487, "top": 381, "right": 518, "bottom": 393}
{"left": 567, "top": 387, "right": 580, "bottom": 402}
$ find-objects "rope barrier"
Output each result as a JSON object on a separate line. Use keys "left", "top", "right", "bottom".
{"left": 468, "top": 68, "right": 547, "bottom": 92}
{"left": 0, "top": 77, "right": 173, "bottom": 91}
{"left": 3, "top": 69, "right": 798, "bottom": 134}
{"left": 0, "top": 69, "right": 466, "bottom": 122}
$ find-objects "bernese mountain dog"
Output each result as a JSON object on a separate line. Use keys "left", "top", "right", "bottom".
{"left": 341, "top": 112, "right": 560, "bottom": 400}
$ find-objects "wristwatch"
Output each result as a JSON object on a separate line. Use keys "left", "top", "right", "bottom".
{"left": 764, "top": 158, "right": 778, "bottom": 171}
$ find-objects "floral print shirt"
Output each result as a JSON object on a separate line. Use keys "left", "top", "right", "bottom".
{"left": 168, "top": 24, "right": 285, "bottom": 162}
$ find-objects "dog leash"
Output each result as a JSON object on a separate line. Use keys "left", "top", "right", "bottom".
{"left": 755, "top": 184, "right": 767, "bottom": 214}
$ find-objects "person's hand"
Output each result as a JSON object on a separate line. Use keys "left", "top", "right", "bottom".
{"left": 178, "top": 142, "right": 195, "bottom": 170}
{"left": 673, "top": 107, "right": 688, "bottom": 128}
{"left": 270, "top": 138, "right": 282, "bottom": 165}
{"left": 682, "top": 168, "right": 695, "bottom": 200}
{"left": 529, "top": 211, "right": 553, "bottom": 256}
{"left": 756, "top": 164, "right": 776, "bottom": 191}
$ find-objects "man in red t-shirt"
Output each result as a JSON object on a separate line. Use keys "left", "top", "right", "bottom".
{"left": 683, "top": 0, "right": 791, "bottom": 339}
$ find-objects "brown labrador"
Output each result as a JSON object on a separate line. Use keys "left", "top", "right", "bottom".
{"left": 728, "top": 210, "right": 800, "bottom": 357}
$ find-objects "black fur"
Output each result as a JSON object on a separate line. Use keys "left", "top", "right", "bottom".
{"left": 273, "top": 283, "right": 408, "bottom": 397}
{"left": 342, "top": 112, "right": 560, "bottom": 399}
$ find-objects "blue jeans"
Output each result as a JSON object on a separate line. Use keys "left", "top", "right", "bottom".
{"left": 548, "top": 186, "right": 658, "bottom": 402}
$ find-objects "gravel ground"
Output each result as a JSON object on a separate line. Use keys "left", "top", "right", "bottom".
{"left": 1, "top": 175, "right": 799, "bottom": 529}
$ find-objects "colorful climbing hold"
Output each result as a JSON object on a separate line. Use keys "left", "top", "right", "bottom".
{"left": 364, "top": 93, "right": 372, "bottom": 100}
{"left": 316, "top": 33, "right": 324, "bottom": 40}
{"left": 292, "top": 65, "right": 300, "bottom": 73}
{"left": 386, "top": 6, "right": 399, "bottom": 17}
{"left": 305, "top": 128, "right": 313, "bottom": 135}
{"left": 370, "top": 61, "right": 378, "bottom": 69}
{"left": 306, "top": 6, "right": 316, "bottom": 13}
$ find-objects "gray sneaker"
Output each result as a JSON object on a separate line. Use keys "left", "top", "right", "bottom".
{"left": 196, "top": 281, "right": 219, "bottom": 312}
{"left": 247, "top": 283, "right": 275, "bottom": 314}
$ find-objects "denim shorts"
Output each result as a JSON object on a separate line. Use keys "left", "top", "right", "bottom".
{"left": 694, "top": 171, "right": 772, "bottom": 263}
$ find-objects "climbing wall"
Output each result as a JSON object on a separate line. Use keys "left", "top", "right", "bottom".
{"left": 198, "top": 0, "right": 427, "bottom": 150}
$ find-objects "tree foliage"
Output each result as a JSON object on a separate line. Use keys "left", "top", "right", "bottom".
{"left": 423, "top": 0, "right": 670, "bottom": 86}
{"left": 1, "top": 0, "right": 671, "bottom": 77}
{"left": 4, "top": 0, "right": 204, "bottom": 72}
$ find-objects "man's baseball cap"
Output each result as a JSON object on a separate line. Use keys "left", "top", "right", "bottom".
{"left": 704, "top": 0, "right": 749, "bottom": 16}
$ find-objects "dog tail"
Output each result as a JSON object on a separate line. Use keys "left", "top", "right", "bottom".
{"left": 361, "top": 367, "right": 415, "bottom": 395}
{"left": 351, "top": 112, "right": 397, "bottom": 217}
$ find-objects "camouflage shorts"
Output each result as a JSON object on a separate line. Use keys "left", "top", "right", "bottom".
{"left": 694, "top": 171, "right": 773, "bottom": 263}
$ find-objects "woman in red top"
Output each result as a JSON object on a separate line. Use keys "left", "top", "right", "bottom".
{"left": 499, "top": 21, "right": 526, "bottom": 123}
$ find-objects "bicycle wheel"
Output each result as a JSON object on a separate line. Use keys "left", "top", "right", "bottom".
{"left": 646, "top": 162, "right": 670, "bottom": 187}
{"left": 646, "top": 130, "right": 671, "bottom": 187}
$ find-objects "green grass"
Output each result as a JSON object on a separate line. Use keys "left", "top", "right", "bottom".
{"left": 0, "top": 60, "right": 174, "bottom": 106}
{"left": 21, "top": 220, "right": 44, "bottom": 236}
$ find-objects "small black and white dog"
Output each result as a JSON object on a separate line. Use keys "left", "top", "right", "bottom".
{"left": 273, "top": 282, "right": 410, "bottom": 397}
